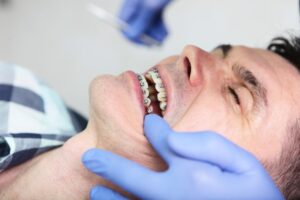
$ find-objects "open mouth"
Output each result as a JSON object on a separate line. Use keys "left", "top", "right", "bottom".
{"left": 137, "top": 67, "right": 167, "bottom": 116}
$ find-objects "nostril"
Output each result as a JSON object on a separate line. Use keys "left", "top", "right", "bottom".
{"left": 183, "top": 57, "right": 192, "bottom": 78}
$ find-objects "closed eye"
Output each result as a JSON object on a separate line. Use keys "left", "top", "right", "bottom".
{"left": 228, "top": 87, "right": 240, "bottom": 105}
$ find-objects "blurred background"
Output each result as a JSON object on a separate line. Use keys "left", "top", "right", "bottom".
{"left": 0, "top": 0, "right": 298, "bottom": 116}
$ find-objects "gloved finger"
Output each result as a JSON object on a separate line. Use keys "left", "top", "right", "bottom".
{"left": 82, "top": 148, "right": 163, "bottom": 198}
{"left": 146, "top": 15, "right": 168, "bottom": 43}
{"left": 167, "top": 131, "right": 261, "bottom": 173}
{"left": 124, "top": 3, "right": 160, "bottom": 40}
{"left": 90, "top": 186, "right": 128, "bottom": 200}
{"left": 144, "top": 114, "right": 175, "bottom": 163}
{"left": 118, "top": 0, "right": 140, "bottom": 22}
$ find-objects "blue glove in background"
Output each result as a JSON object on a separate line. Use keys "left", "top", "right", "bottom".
{"left": 118, "top": 0, "right": 171, "bottom": 45}
{"left": 83, "top": 114, "right": 284, "bottom": 200}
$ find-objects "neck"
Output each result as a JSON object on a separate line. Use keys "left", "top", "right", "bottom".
{"left": 0, "top": 130, "right": 102, "bottom": 199}
{"left": 0, "top": 123, "right": 165, "bottom": 199}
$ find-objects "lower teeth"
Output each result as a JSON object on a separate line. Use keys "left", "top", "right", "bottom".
{"left": 144, "top": 98, "right": 151, "bottom": 107}
{"left": 147, "top": 106, "right": 153, "bottom": 113}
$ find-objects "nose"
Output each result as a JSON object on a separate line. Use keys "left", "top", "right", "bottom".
{"left": 180, "top": 45, "right": 216, "bottom": 86}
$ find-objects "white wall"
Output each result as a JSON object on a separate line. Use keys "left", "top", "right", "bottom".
{"left": 0, "top": 0, "right": 298, "bottom": 116}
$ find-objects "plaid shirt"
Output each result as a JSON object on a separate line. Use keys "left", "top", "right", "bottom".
{"left": 0, "top": 63, "right": 83, "bottom": 172}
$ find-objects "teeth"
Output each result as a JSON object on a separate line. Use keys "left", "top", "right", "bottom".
{"left": 157, "top": 92, "right": 166, "bottom": 102}
{"left": 147, "top": 106, "right": 153, "bottom": 113}
{"left": 137, "top": 74, "right": 148, "bottom": 89}
{"left": 144, "top": 98, "right": 151, "bottom": 107}
{"left": 159, "top": 102, "right": 167, "bottom": 111}
{"left": 148, "top": 70, "right": 162, "bottom": 84}
{"left": 142, "top": 89, "right": 149, "bottom": 98}
{"left": 155, "top": 83, "right": 165, "bottom": 92}
{"left": 137, "top": 68, "right": 167, "bottom": 115}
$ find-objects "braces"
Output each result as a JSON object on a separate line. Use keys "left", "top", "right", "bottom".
{"left": 137, "top": 68, "right": 167, "bottom": 115}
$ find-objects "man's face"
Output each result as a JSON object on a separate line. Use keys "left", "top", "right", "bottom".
{"left": 88, "top": 45, "right": 300, "bottom": 166}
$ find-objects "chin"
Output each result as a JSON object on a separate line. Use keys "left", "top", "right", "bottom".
{"left": 87, "top": 73, "right": 168, "bottom": 170}
{"left": 89, "top": 75, "right": 144, "bottom": 129}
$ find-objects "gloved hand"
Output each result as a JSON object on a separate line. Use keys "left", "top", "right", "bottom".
{"left": 118, "top": 0, "right": 171, "bottom": 45}
{"left": 82, "top": 114, "right": 284, "bottom": 200}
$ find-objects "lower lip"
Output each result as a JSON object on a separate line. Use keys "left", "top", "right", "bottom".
{"left": 122, "top": 71, "right": 146, "bottom": 117}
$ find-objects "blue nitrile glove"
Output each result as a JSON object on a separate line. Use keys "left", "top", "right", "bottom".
{"left": 83, "top": 114, "right": 284, "bottom": 200}
{"left": 118, "top": 0, "right": 171, "bottom": 45}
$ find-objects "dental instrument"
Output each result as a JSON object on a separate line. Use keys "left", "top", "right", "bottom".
{"left": 86, "top": 3, "right": 161, "bottom": 47}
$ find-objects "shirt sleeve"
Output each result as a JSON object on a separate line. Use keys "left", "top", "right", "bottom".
{"left": 0, "top": 63, "right": 84, "bottom": 172}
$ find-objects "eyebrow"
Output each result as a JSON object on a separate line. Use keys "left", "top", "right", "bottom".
{"left": 214, "top": 44, "right": 233, "bottom": 58}
{"left": 232, "top": 65, "right": 268, "bottom": 107}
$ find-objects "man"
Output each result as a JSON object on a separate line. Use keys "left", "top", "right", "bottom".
{"left": 0, "top": 37, "right": 299, "bottom": 199}
{"left": 84, "top": 38, "right": 300, "bottom": 199}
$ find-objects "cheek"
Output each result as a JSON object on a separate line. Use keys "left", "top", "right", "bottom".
{"left": 171, "top": 90, "right": 251, "bottom": 151}
{"left": 172, "top": 94, "right": 236, "bottom": 133}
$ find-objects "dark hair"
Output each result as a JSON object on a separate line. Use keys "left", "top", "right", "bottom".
{"left": 265, "top": 37, "right": 300, "bottom": 200}
{"left": 268, "top": 36, "right": 300, "bottom": 71}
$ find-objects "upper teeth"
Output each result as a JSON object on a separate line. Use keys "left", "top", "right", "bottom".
{"left": 137, "top": 68, "right": 167, "bottom": 114}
